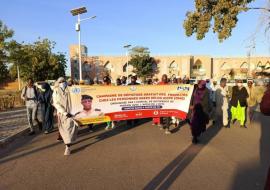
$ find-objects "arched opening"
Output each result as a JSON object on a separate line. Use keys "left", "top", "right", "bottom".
{"left": 83, "top": 61, "right": 91, "bottom": 72}
{"left": 256, "top": 61, "right": 263, "bottom": 71}
{"left": 265, "top": 61, "right": 270, "bottom": 73}
{"left": 104, "top": 61, "right": 112, "bottom": 71}
{"left": 193, "top": 59, "right": 202, "bottom": 70}
{"left": 220, "top": 62, "right": 231, "bottom": 70}
{"left": 240, "top": 62, "right": 248, "bottom": 69}
{"left": 168, "top": 60, "right": 178, "bottom": 77}
{"left": 192, "top": 59, "right": 205, "bottom": 77}
{"left": 265, "top": 61, "right": 270, "bottom": 69}
{"left": 240, "top": 62, "right": 248, "bottom": 74}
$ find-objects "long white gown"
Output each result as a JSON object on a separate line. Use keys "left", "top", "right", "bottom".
{"left": 53, "top": 86, "right": 77, "bottom": 144}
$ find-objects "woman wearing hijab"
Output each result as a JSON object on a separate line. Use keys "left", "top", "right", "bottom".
{"left": 189, "top": 80, "right": 211, "bottom": 143}
{"left": 39, "top": 82, "right": 54, "bottom": 134}
{"left": 191, "top": 80, "right": 211, "bottom": 115}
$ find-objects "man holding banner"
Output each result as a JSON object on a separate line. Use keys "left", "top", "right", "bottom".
{"left": 69, "top": 81, "right": 194, "bottom": 133}
{"left": 158, "top": 74, "right": 171, "bottom": 135}
{"left": 53, "top": 77, "right": 78, "bottom": 156}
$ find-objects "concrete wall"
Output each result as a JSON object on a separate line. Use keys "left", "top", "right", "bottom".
{"left": 70, "top": 46, "right": 270, "bottom": 82}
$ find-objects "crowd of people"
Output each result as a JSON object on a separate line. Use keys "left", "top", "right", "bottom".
{"left": 20, "top": 75, "right": 270, "bottom": 156}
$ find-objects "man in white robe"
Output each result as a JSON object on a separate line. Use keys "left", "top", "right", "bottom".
{"left": 215, "top": 78, "right": 229, "bottom": 127}
{"left": 53, "top": 77, "right": 77, "bottom": 156}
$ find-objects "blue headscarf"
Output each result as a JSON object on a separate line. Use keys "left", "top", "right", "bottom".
{"left": 40, "top": 82, "right": 53, "bottom": 104}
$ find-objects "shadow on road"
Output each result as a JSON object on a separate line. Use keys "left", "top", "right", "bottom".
{"left": 0, "top": 119, "right": 150, "bottom": 164}
{"left": 230, "top": 112, "right": 270, "bottom": 190}
{"left": 72, "top": 119, "right": 151, "bottom": 154}
{"left": 143, "top": 122, "right": 222, "bottom": 190}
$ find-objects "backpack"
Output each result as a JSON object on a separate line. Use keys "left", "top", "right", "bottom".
{"left": 22, "top": 85, "right": 38, "bottom": 100}
{"left": 260, "top": 90, "right": 270, "bottom": 116}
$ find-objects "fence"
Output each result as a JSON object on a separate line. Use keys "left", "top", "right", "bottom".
{"left": 0, "top": 91, "right": 24, "bottom": 111}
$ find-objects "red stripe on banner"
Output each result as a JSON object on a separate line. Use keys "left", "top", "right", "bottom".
{"left": 105, "top": 109, "right": 187, "bottom": 121}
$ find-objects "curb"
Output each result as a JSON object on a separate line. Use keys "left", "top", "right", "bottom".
{"left": 0, "top": 127, "right": 29, "bottom": 148}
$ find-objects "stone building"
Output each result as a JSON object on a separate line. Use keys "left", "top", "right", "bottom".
{"left": 70, "top": 45, "right": 270, "bottom": 83}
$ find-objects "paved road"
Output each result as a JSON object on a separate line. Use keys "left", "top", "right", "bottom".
{"left": 0, "top": 112, "right": 270, "bottom": 190}
{"left": 0, "top": 108, "right": 28, "bottom": 142}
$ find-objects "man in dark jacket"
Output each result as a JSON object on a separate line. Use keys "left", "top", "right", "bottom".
{"left": 128, "top": 75, "right": 140, "bottom": 85}
{"left": 127, "top": 75, "right": 140, "bottom": 127}
{"left": 230, "top": 79, "right": 249, "bottom": 128}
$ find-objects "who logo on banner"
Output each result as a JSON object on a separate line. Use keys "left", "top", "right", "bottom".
{"left": 130, "top": 86, "right": 137, "bottom": 91}
{"left": 72, "top": 87, "right": 81, "bottom": 94}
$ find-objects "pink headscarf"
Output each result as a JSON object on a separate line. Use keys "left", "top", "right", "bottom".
{"left": 194, "top": 80, "right": 207, "bottom": 105}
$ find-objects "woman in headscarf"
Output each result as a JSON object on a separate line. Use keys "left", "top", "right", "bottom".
{"left": 39, "top": 82, "right": 54, "bottom": 134}
{"left": 189, "top": 80, "right": 211, "bottom": 143}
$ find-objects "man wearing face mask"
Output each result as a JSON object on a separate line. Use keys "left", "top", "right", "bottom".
{"left": 53, "top": 77, "right": 78, "bottom": 155}
{"left": 230, "top": 79, "right": 249, "bottom": 128}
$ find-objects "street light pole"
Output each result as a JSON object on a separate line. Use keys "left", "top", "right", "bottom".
{"left": 70, "top": 7, "right": 96, "bottom": 82}
{"left": 77, "top": 14, "right": 82, "bottom": 82}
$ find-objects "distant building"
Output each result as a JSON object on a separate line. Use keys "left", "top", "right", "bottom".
{"left": 70, "top": 45, "right": 270, "bottom": 82}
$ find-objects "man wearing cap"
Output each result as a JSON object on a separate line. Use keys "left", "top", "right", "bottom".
{"left": 75, "top": 95, "right": 103, "bottom": 119}
{"left": 127, "top": 75, "right": 140, "bottom": 127}
{"left": 128, "top": 75, "right": 140, "bottom": 85}
{"left": 53, "top": 77, "right": 78, "bottom": 156}
{"left": 157, "top": 74, "right": 172, "bottom": 134}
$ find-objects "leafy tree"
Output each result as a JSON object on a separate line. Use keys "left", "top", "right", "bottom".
{"left": 128, "top": 46, "right": 157, "bottom": 81}
{"left": 0, "top": 62, "right": 9, "bottom": 83}
{"left": 183, "top": 0, "right": 270, "bottom": 42}
{"left": 9, "top": 38, "right": 67, "bottom": 81}
{"left": 0, "top": 20, "right": 13, "bottom": 83}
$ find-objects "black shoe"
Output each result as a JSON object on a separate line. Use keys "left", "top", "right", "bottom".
{"left": 186, "top": 119, "right": 191, "bottom": 125}
{"left": 38, "top": 122, "right": 43, "bottom": 131}
{"left": 192, "top": 137, "right": 198, "bottom": 144}
{"left": 224, "top": 125, "right": 230, "bottom": 128}
{"left": 28, "top": 131, "right": 35, "bottom": 136}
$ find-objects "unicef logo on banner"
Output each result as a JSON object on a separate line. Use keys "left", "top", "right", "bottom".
{"left": 72, "top": 87, "right": 81, "bottom": 94}
{"left": 130, "top": 86, "right": 137, "bottom": 91}
{"left": 177, "top": 86, "right": 190, "bottom": 91}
